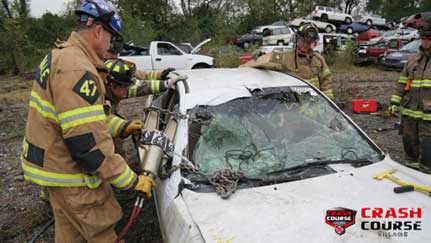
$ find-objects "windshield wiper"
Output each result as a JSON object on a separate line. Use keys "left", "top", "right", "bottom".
{"left": 266, "top": 159, "right": 374, "bottom": 175}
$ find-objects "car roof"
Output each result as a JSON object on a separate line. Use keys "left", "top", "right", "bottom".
{"left": 174, "top": 68, "right": 309, "bottom": 110}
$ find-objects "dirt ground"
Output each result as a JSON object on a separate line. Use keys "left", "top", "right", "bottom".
{"left": 0, "top": 67, "right": 408, "bottom": 243}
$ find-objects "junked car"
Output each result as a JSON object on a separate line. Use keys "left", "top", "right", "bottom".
{"left": 139, "top": 68, "right": 431, "bottom": 243}
{"left": 311, "top": 6, "right": 353, "bottom": 24}
{"left": 289, "top": 17, "right": 336, "bottom": 33}
{"left": 262, "top": 26, "right": 295, "bottom": 46}
{"left": 382, "top": 39, "right": 421, "bottom": 71}
{"left": 357, "top": 14, "right": 386, "bottom": 27}
{"left": 339, "top": 22, "right": 370, "bottom": 34}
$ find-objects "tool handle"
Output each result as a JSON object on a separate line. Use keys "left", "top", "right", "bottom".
{"left": 394, "top": 185, "right": 414, "bottom": 193}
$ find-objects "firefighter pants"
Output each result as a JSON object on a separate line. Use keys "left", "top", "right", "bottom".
{"left": 48, "top": 182, "right": 123, "bottom": 243}
{"left": 400, "top": 116, "right": 431, "bottom": 167}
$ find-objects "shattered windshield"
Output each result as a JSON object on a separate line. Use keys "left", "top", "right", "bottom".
{"left": 188, "top": 87, "right": 382, "bottom": 178}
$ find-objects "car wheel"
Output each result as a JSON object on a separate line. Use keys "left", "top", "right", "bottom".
{"left": 325, "top": 25, "right": 333, "bottom": 33}
{"left": 321, "top": 14, "right": 328, "bottom": 22}
{"left": 366, "top": 19, "right": 372, "bottom": 26}
{"left": 347, "top": 27, "right": 353, "bottom": 34}
{"left": 243, "top": 42, "right": 249, "bottom": 49}
{"left": 277, "top": 40, "right": 284, "bottom": 46}
{"left": 345, "top": 17, "right": 352, "bottom": 24}
{"left": 192, "top": 63, "right": 212, "bottom": 69}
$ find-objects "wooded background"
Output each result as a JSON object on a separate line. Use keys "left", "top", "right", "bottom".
{"left": 0, "top": 0, "right": 429, "bottom": 74}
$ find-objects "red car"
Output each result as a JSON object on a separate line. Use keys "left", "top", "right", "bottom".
{"left": 402, "top": 12, "right": 431, "bottom": 29}
{"left": 356, "top": 29, "right": 381, "bottom": 42}
{"left": 354, "top": 38, "right": 410, "bottom": 64}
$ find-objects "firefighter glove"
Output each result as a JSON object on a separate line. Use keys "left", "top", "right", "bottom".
{"left": 122, "top": 120, "right": 144, "bottom": 138}
{"left": 388, "top": 105, "right": 398, "bottom": 115}
{"left": 166, "top": 75, "right": 188, "bottom": 90}
{"left": 160, "top": 68, "right": 176, "bottom": 80}
{"left": 134, "top": 175, "right": 155, "bottom": 198}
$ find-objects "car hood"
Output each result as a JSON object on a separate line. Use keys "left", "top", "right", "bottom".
{"left": 386, "top": 51, "right": 415, "bottom": 61}
{"left": 191, "top": 38, "right": 212, "bottom": 54}
{"left": 182, "top": 157, "right": 431, "bottom": 243}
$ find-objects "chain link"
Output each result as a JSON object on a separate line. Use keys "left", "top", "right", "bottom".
{"left": 161, "top": 160, "right": 245, "bottom": 199}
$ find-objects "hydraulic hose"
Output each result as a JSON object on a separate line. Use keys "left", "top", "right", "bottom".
{"left": 114, "top": 196, "right": 145, "bottom": 243}
{"left": 29, "top": 218, "right": 54, "bottom": 243}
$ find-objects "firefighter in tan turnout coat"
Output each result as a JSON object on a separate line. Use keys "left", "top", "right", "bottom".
{"left": 241, "top": 23, "right": 334, "bottom": 100}
{"left": 21, "top": 1, "right": 154, "bottom": 242}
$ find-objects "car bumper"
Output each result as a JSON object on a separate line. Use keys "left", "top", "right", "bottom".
{"left": 382, "top": 62, "right": 405, "bottom": 71}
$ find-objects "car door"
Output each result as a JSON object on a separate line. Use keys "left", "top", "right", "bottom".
{"left": 153, "top": 42, "right": 188, "bottom": 70}
{"left": 325, "top": 7, "right": 335, "bottom": 20}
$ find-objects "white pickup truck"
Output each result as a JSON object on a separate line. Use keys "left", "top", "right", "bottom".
{"left": 120, "top": 39, "right": 213, "bottom": 71}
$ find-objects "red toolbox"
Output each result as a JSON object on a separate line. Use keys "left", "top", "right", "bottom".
{"left": 351, "top": 99, "right": 377, "bottom": 113}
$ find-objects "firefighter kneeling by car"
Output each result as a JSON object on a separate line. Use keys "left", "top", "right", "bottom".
{"left": 103, "top": 58, "right": 187, "bottom": 158}
{"left": 389, "top": 16, "right": 431, "bottom": 174}
{"left": 21, "top": 1, "right": 154, "bottom": 242}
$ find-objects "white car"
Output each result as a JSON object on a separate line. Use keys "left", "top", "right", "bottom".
{"left": 139, "top": 68, "right": 431, "bottom": 243}
{"left": 262, "top": 26, "right": 295, "bottom": 46}
{"left": 252, "top": 21, "right": 288, "bottom": 34}
{"left": 357, "top": 14, "right": 386, "bottom": 27}
{"left": 311, "top": 5, "right": 353, "bottom": 24}
{"left": 289, "top": 17, "right": 337, "bottom": 33}
{"left": 120, "top": 39, "right": 213, "bottom": 71}
{"left": 371, "top": 28, "right": 419, "bottom": 43}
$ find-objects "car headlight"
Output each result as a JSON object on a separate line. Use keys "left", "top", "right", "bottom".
{"left": 400, "top": 60, "right": 408, "bottom": 63}
{"left": 358, "top": 49, "right": 366, "bottom": 54}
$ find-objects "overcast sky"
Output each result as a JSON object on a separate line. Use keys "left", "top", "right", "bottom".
{"left": 30, "top": 0, "right": 72, "bottom": 17}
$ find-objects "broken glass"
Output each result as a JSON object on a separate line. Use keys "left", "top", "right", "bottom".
{"left": 189, "top": 87, "right": 383, "bottom": 178}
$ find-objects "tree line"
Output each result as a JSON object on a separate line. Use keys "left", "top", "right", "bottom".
{"left": 0, "top": 0, "right": 429, "bottom": 75}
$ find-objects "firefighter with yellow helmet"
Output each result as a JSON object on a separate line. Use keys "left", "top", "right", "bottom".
{"left": 102, "top": 58, "right": 186, "bottom": 156}
{"left": 241, "top": 23, "right": 334, "bottom": 100}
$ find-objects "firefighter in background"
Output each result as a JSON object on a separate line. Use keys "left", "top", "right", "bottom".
{"left": 241, "top": 23, "right": 334, "bottom": 100}
{"left": 103, "top": 58, "right": 187, "bottom": 156}
{"left": 389, "top": 17, "right": 431, "bottom": 173}
{"left": 21, "top": 1, "right": 154, "bottom": 242}
{"left": 105, "top": 38, "right": 176, "bottom": 89}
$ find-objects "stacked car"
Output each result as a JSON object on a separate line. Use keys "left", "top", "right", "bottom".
{"left": 231, "top": 5, "right": 424, "bottom": 70}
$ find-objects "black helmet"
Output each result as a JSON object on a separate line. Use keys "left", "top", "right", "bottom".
{"left": 296, "top": 23, "right": 320, "bottom": 43}
{"left": 419, "top": 16, "right": 431, "bottom": 36}
{"left": 105, "top": 59, "right": 136, "bottom": 87}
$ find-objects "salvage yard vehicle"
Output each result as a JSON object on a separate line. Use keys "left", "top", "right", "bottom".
{"left": 120, "top": 39, "right": 213, "bottom": 71}
{"left": 262, "top": 26, "right": 295, "bottom": 46}
{"left": 339, "top": 22, "right": 370, "bottom": 34}
{"left": 311, "top": 6, "right": 353, "bottom": 24}
{"left": 234, "top": 32, "right": 263, "bottom": 48}
{"left": 288, "top": 17, "right": 336, "bottom": 33}
{"left": 357, "top": 14, "right": 386, "bottom": 27}
{"left": 353, "top": 38, "right": 410, "bottom": 64}
{"left": 382, "top": 39, "right": 421, "bottom": 71}
{"left": 251, "top": 21, "right": 288, "bottom": 34}
{"left": 139, "top": 68, "right": 431, "bottom": 243}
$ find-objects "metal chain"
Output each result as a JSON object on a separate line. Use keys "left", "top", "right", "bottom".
{"left": 161, "top": 159, "right": 245, "bottom": 199}
{"left": 208, "top": 169, "right": 246, "bottom": 199}
{"left": 143, "top": 106, "right": 210, "bottom": 125}
{"left": 143, "top": 106, "right": 188, "bottom": 120}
